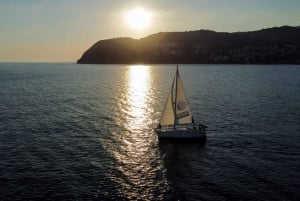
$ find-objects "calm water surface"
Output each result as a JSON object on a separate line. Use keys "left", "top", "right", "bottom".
{"left": 0, "top": 63, "right": 299, "bottom": 200}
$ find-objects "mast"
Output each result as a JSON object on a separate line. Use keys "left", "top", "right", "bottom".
{"left": 173, "top": 65, "right": 179, "bottom": 129}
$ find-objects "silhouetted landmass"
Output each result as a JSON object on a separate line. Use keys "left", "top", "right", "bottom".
{"left": 77, "top": 26, "right": 300, "bottom": 64}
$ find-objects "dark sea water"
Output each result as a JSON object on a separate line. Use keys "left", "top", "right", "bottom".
{"left": 0, "top": 63, "right": 299, "bottom": 201}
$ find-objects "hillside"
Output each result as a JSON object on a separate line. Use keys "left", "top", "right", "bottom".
{"left": 77, "top": 26, "right": 300, "bottom": 64}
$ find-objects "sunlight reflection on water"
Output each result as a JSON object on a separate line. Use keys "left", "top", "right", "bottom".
{"left": 107, "top": 65, "right": 168, "bottom": 200}
{"left": 125, "top": 65, "right": 152, "bottom": 130}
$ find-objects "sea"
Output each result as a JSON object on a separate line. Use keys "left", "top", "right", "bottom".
{"left": 0, "top": 63, "right": 299, "bottom": 201}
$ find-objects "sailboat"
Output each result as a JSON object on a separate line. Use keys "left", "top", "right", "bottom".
{"left": 156, "top": 66, "right": 206, "bottom": 140}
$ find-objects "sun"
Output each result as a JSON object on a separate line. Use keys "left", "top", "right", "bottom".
{"left": 126, "top": 8, "right": 151, "bottom": 30}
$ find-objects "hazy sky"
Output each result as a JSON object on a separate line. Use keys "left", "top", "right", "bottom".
{"left": 0, "top": 0, "right": 299, "bottom": 62}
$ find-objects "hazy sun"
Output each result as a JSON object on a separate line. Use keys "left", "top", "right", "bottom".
{"left": 126, "top": 8, "right": 151, "bottom": 30}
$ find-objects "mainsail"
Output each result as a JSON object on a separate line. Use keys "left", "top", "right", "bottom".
{"left": 159, "top": 67, "right": 193, "bottom": 127}
{"left": 175, "top": 69, "right": 193, "bottom": 125}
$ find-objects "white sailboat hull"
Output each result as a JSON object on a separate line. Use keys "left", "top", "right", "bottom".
{"left": 156, "top": 128, "right": 206, "bottom": 140}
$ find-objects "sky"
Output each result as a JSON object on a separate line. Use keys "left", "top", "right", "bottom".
{"left": 0, "top": 0, "right": 299, "bottom": 62}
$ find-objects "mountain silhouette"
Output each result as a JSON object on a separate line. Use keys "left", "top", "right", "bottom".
{"left": 77, "top": 26, "right": 300, "bottom": 64}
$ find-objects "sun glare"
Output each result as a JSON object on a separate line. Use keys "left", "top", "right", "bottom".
{"left": 126, "top": 8, "right": 151, "bottom": 30}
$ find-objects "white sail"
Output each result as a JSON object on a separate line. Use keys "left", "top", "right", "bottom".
{"left": 175, "top": 70, "right": 193, "bottom": 125}
{"left": 159, "top": 78, "right": 175, "bottom": 126}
